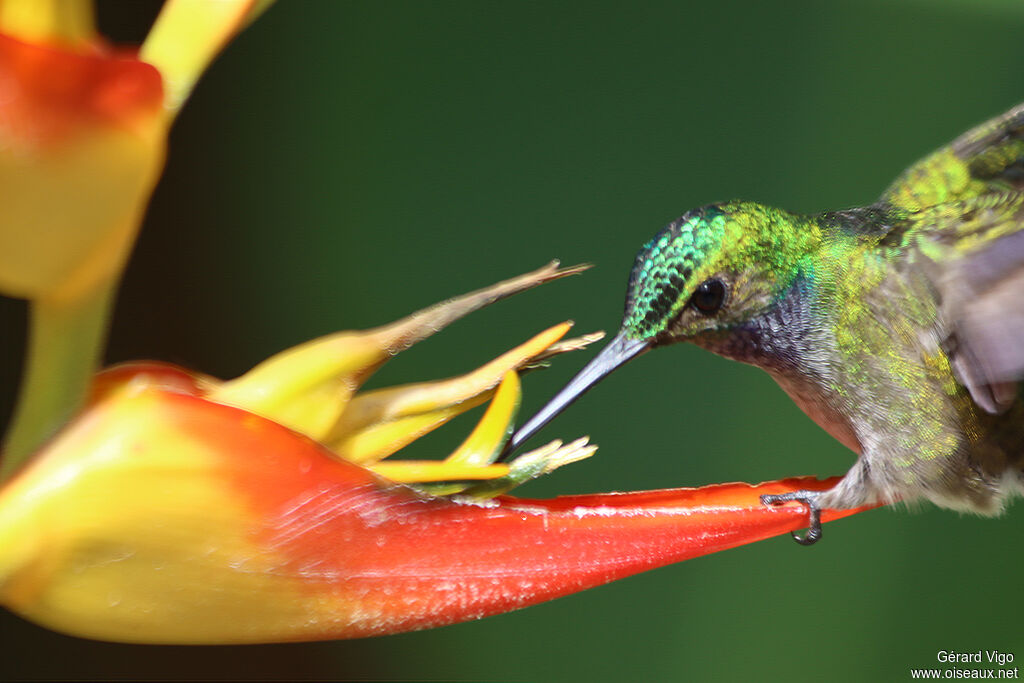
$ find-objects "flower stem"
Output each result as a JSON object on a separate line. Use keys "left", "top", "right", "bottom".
{"left": 1, "top": 282, "right": 115, "bottom": 480}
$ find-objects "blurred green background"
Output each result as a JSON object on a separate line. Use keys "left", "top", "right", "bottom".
{"left": 2, "top": 0, "right": 1024, "bottom": 680}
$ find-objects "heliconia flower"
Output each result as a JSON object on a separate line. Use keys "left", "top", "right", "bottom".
{"left": 0, "top": 0, "right": 268, "bottom": 301}
{"left": 0, "top": 0, "right": 271, "bottom": 476}
{"left": 0, "top": 0, "right": 881, "bottom": 646}
{"left": 0, "top": 264, "right": 876, "bottom": 644}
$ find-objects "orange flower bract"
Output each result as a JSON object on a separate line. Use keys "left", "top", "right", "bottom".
{"left": 0, "top": 362, "right": 872, "bottom": 644}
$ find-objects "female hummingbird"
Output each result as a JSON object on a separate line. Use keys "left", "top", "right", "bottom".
{"left": 503, "top": 102, "right": 1024, "bottom": 544}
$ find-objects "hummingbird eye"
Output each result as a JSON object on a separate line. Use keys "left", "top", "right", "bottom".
{"left": 691, "top": 279, "right": 726, "bottom": 314}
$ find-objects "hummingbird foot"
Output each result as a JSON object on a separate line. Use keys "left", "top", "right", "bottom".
{"left": 760, "top": 490, "right": 822, "bottom": 546}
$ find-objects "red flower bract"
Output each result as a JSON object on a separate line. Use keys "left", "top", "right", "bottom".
{"left": 0, "top": 362, "right": 873, "bottom": 643}
{"left": 0, "top": 33, "right": 162, "bottom": 149}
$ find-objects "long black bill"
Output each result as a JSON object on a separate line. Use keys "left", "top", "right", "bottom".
{"left": 498, "top": 332, "right": 650, "bottom": 460}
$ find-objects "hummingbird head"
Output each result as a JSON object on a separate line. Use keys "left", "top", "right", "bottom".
{"left": 621, "top": 201, "right": 804, "bottom": 346}
{"left": 503, "top": 201, "right": 816, "bottom": 455}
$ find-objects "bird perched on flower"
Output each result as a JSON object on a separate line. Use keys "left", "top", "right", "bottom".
{"left": 506, "top": 102, "right": 1024, "bottom": 544}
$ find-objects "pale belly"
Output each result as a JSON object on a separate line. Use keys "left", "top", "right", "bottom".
{"left": 768, "top": 370, "right": 863, "bottom": 455}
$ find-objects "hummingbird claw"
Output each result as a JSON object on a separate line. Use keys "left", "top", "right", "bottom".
{"left": 760, "top": 490, "right": 823, "bottom": 546}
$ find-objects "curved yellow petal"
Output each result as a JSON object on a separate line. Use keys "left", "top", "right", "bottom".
{"left": 141, "top": 0, "right": 274, "bottom": 116}
{"left": 329, "top": 323, "right": 568, "bottom": 453}
{"left": 331, "top": 404, "right": 474, "bottom": 465}
{"left": 212, "top": 263, "right": 586, "bottom": 441}
{"left": 444, "top": 371, "right": 521, "bottom": 467}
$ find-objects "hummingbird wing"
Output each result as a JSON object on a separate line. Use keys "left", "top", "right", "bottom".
{"left": 938, "top": 222, "right": 1024, "bottom": 414}
{"left": 906, "top": 197, "right": 1024, "bottom": 414}
{"left": 879, "top": 103, "right": 1024, "bottom": 414}
{"left": 881, "top": 102, "right": 1024, "bottom": 211}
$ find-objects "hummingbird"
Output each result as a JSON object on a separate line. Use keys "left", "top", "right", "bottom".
{"left": 502, "top": 102, "right": 1024, "bottom": 544}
